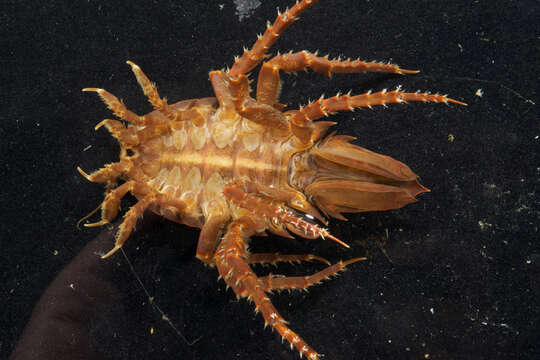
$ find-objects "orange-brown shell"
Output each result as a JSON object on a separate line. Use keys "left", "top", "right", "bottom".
{"left": 79, "top": 1, "right": 465, "bottom": 358}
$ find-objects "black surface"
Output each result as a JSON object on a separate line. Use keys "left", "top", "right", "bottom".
{"left": 2, "top": 1, "right": 539, "bottom": 359}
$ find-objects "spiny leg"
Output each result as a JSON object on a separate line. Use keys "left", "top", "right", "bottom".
{"left": 224, "top": 184, "right": 350, "bottom": 248}
{"left": 209, "top": 70, "right": 290, "bottom": 132}
{"left": 94, "top": 119, "right": 139, "bottom": 147}
{"left": 82, "top": 180, "right": 145, "bottom": 228}
{"left": 101, "top": 193, "right": 187, "bottom": 259}
{"left": 125, "top": 60, "right": 178, "bottom": 122}
{"left": 257, "top": 50, "right": 419, "bottom": 106}
{"left": 258, "top": 257, "right": 366, "bottom": 292}
{"left": 238, "top": 179, "right": 326, "bottom": 224}
{"left": 77, "top": 161, "right": 130, "bottom": 184}
{"left": 286, "top": 88, "right": 467, "bottom": 143}
{"left": 102, "top": 194, "right": 155, "bottom": 258}
{"left": 208, "top": 70, "right": 236, "bottom": 113}
{"left": 229, "top": 0, "right": 320, "bottom": 76}
{"left": 82, "top": 88, "right": 144, "bottom": 125}
{"left": 292, "top": 88, "right": 467, "bottom": 120}
{"left": 216, "top": 219, "right": 321, "bottom": 360}
{"left": 247, "top": 253, "right": 331, "bottom": 266}
{"left": 229, "top": 74, "right": 291, "bottom": 131}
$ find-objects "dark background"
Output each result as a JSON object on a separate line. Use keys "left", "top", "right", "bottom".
{"left": 2, "top": 0, "right": 538, "bottom": 359}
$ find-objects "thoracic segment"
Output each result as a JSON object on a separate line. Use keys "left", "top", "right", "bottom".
{"left": 80, "top": 0, "right": 467, "bottom": 358}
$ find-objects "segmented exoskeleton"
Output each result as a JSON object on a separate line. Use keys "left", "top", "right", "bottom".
{"left": 79, "top": 1, "right": 466, "bottom": 358}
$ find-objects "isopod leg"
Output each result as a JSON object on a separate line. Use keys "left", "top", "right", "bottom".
{"left": 209, "top": 70, "right": 290, "bottom": 132}
{"left": 216, "top": 220, "right": 321, "bottom": 360}
{"left": 256, "top": 50, "right": 419, "bottom": 106}
{"left": 258, "top": 257, "right": 366, "bottom": 292}
{"left": 94, "top": 119, "right": 139, "bottom": 147}
{"left": 288, "top": 89, "right": 468, "bottom": 125}
{"left": 247, "top": 253, "right": 331, "bottom": 266}
{"left": 125, "top": 61, "right": 178, "bottom": 121}
{"left": 82, "top": 88, "right": 144, "bottom": 125}
{"left": 235, "top": 180, "right": 327, "bottom": 224}
{"left": 224, "top": 184, "right": 350, "bottom": 248}
{"left": 229, "top": 0, "right": 320, "bottom": 76}
{"left": 83, "top": 180, "right": 139, "bottom": 228}
{"left": 77, "top": 162, "right": 129, "bottom": 184}
{"left": 102, "top": 194, "right": 155, "bottom": 258}
{"left": 101, "top": 192, "right": 187, "bottom": 259}
{"left": 196, "top": 212, "right": 229, "bottom": 265}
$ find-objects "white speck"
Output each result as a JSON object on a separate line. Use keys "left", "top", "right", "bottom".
{"left": 475, "top": 89, "right": 484, "bottom": 97}
{"left": 430, "top": 307, "right": 435, "bottom": 314}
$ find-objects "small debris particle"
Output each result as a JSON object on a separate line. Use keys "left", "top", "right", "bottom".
{"left": 478, "top": 220, "right": 492, "bottom": 230}
{"left": 448, "top": 134, "right": 455, "bottom": 142}
{"left": 430, "top": 307, "right": 435, "bottom": 314}
{"left": 150, "top": 327, "right": 155, "bottom": 335}
{"left": 475, "top": 89, "right": 484, "bottom": 97}
{"left": 83, "top": 145, "right": 92, "bottom": 151}
{"left": 234, "top": 0, "right": 261, "bottom": 21}
{"left": 457, "top": 43, "right": 463, "bottom": 52}
{"left": 70, "top": 283, "right": 75, "bottom": 289}
{"left": 424, "top": 354, "right": 430, "bottom": 359}
{"left": 53, "top": 249, "right": 59, "bottom": 255}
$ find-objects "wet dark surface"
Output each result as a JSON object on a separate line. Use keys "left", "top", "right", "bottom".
{"left": 2, "top": 0, "right": 539, "bottom": 359}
